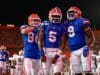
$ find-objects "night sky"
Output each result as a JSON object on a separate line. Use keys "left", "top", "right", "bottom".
{"left": 0, "top": 0, "right": 100, "bottom": 29}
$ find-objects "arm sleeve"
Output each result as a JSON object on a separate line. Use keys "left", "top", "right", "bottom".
{"left": 61, "top": 23, "right": 66, "bottom": 34}
{"left": 40, "top": 21, "right": 49, "bottom": 31}
{"left": 20, "top": 25, "right": 28, "bottom": 30}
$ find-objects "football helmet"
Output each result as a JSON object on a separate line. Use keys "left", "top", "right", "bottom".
{"left": 13, "top": 54, "right": 18, "bottom": 58}
{"left": 0, "top": 45, "right": 6, "bottom": 50}
{"left": 28, "top": 13, "right": 41, "bottom": 27}
{"left": 49, "top": 6, "right": 62, "bottom": 23}
{"left": 67, "top": 6, "right": 82, "bottom": 20}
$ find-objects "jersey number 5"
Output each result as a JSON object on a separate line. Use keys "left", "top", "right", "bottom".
{"left": 49, "top": 31, "right": 57, "bottom": 43}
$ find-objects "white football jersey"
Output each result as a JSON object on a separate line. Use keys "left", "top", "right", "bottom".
{"left": 96, "top": 55, "right": 100, "bottom": 66}
{"left": 9, "top": 57, "right": 16, "bottom": 67}
{"left": 15, "top": 55, "right": 24, "bottom": 65}
{"left": 91, "top": 54, "right": 96, "bottom": 64}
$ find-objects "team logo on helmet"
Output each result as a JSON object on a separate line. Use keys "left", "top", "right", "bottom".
{"left": 28, "top": 13, "right": 41, "bottom": 27}
{"left": 49, "top": 7, "right": 62, "bottom": 23}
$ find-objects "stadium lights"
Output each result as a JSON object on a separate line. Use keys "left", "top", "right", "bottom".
{"left": 7, "top": 24, "right": 15, "bottom": 27}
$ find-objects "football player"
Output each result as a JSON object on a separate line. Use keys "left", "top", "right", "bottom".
{"left": 38, "top": 6, "right": 66, "bottom": 75}
{"left": 20, "top": 13, "right": 41, "bottom": 75}
{"left": 0, "top": 45, "right": 9, "bottom": 75}
{"left": 15, "top": 50, "right": 24, "bottom": 75}
{"left": 0, "top": 45, "right": 3, "bottom": 74}
{"left": 96, "top": 51, "right": 100, "bottom": 75}
{"left": 64, "top": 6, "right": 95, "bottom": 75}
{"left": 9, "top": 54, "right": 17, "bottom": 75}
{"left": 90, "top": 51, "right": 96, "bottom": 75}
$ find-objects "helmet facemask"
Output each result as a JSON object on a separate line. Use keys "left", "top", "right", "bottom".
{"left": 67, "top": 6, "right": 82, "bottom": 20}
{"left": 28, "top": 14, "right": 41, "bottom": 27}
{"left": 67, "top": 11, "right": 76, "bottom": 20}
{"left": 29, "top": 18, "right": 41, "bottom": 27}
{"left": 49, "top": 7, "right": 62, "bottom": 24}
{"left": 49, "top": 15, "right": 62, "bottom": 23}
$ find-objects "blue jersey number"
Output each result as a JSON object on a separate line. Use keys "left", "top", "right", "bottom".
{"left": 68, "top": 26, "right": 75, "bottom": 37}
{"left": 48, "top": 31, "right": 57, "bottom": 43}
{"left": 28, "top": 32, "right": 38, "bottom": 43}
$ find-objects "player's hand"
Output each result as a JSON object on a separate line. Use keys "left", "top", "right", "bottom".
{"left": 57, "top": 50, "right": 62, "bottom": 55}
{"left": 52, "top": 55, "right": 59, "bottom": 64}
{"left": 88, "top": 41, "right": 95, "bottom": 47}
{"left": 83, "top": 46, "right": 89, "bottom": 57}
{"left": 41, "top": 55, "right": 46, "bottom": 62}
{"left": 39, "top": 50, "right": 46, "bottom": 62}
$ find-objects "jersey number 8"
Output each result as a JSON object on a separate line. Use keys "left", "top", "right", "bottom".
{"left": 28, "top": 32, "right": 38, "bottom": 43}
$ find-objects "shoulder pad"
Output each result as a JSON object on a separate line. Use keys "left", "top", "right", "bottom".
{"left": 20, "top": 25, "right": 28, "bottom": 30}
{"left": 41, "top": 20, "right": 50, "bottom": 26}
{"left": 63, "top": 20, "right": 69, "bottom": 24}
{"left": 81, "top": 18, "right": 90, "bottom": 25}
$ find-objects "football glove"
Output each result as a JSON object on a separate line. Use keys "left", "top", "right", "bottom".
{"left": 41, "top": 55, "right": 46, "bottom": 62}
{"left": 83, "top": 46, "right": 89, "bottom": 57}
{"left": 52, "top": 54, "right": 59, "bottom": 64}
{"left": 39, "top": 50, "right": 46, "bottom": 62}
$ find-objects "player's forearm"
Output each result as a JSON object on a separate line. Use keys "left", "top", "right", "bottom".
{"left": 60, "top": 33, "right": 66, "bottom": 51}
{"left": 60, "top": 43, "right": 66, "bottom": 51}
{"left": 38, "top": 33, "right": 45, "bottom": 57}
{"left": 21, "top": 27, "right": 34, "bottom": 34}
{"left": 85, "top": 28, "right": 95, "bottom": 47}
{"left": 38, "top": 41, "right": 43, "bottom": 50}
{"left": 38, "top": 30, "right": 44, "bottom": 50}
